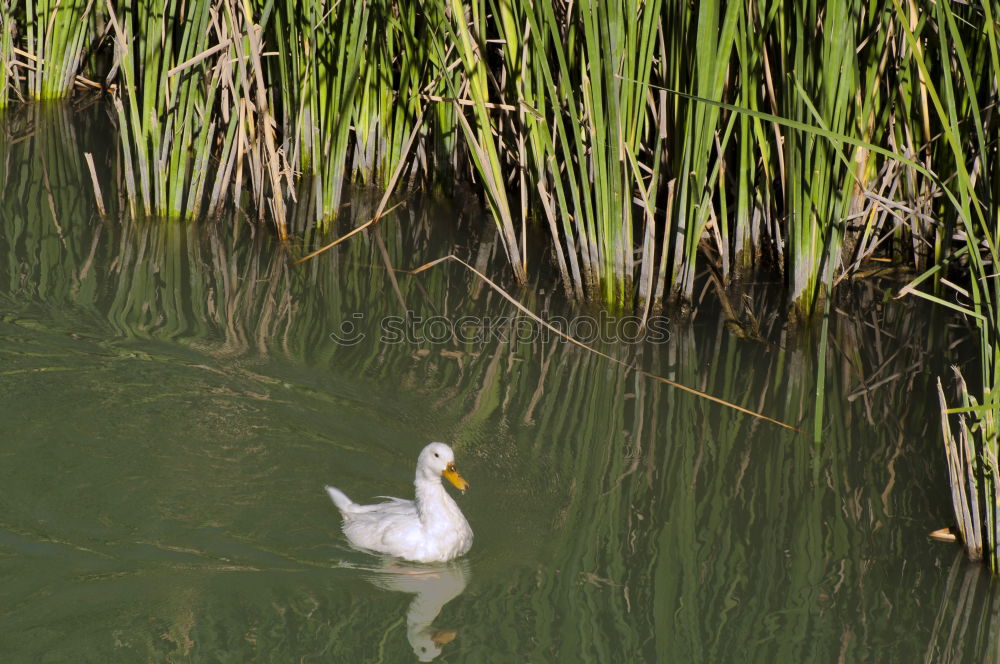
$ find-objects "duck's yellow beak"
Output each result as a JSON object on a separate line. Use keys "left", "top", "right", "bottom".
{"left": 443, "top": 462, "right": 469, "bottom": 492}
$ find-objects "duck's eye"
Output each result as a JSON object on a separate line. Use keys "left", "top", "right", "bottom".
{"left": 434, "top": 452, "right": 439, "bottom": 458}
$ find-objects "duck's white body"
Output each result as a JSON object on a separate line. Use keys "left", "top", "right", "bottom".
{"left": 326, "top": 442, "right": 473, "bottom": 563}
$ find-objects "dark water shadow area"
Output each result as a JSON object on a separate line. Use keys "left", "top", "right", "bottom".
{"left": 1, "top": 102, "right": 998, "bottom": 663}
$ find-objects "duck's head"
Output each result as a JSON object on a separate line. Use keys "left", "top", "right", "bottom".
{"left": 418, "top": 442, "right": 470, "bottom": 492}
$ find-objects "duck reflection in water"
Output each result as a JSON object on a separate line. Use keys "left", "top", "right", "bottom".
{"left": 365, "top": 558, "right": 469, "bottom": 661}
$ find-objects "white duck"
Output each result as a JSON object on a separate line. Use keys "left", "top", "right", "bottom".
{"left": 325, "top": 442, "right": 473, "bottom": 563}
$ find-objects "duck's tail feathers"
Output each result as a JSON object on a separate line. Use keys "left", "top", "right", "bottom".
{"left": 325, "top": 485, "right": 356, "bottom": 513}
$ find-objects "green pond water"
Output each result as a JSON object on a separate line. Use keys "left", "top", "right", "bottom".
{"left": 1, "top": 104, "right": 998, "bottom": 663}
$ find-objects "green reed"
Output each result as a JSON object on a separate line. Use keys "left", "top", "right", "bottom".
{"left": 272, "top": 0, "right": 370, "bottom": 222}
{"left": 436, "top": 0, "right": 527, "bottom": 284}
{"left": 107, "top": 0, "right": 216, "bottom": 219}
{"left": 23, "top": 0, "right": 95, "bottom": 100}
{"left": 271, "top": 0, "right": 451, "bottom": 226}
{"left": 778, "top": 0, "right": 860, "bottom": 317}
{"left": 0, "top": 1, "right": 16, "bottom": 108}
{"left": 662, "top": 1, "right": 739, "bottom": 308}
{"left": 460, "top": 0, "right": 665, "bottom": 302}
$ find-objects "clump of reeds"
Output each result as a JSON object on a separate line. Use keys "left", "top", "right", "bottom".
{"left": 910, "top": 0, "right": 1000, "bottom": 570}
{"left": 5, "top": 0, "right": 996, "bottom": 317}
{"left": 24, "top": 0, "right": 98, "bottom": 99}
{"left": 938, "top": 371, "right": 987, "bottom": 564}
{"left": 103, "top": 0, "right": 289, "bottom": 234}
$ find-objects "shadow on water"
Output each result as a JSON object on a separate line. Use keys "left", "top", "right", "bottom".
{"left": 1, "top": 102, "right": 998, "bottom": 662}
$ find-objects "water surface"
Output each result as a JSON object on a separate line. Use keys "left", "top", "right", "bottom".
{"left": 0, "top": 104, "right": 995, "bottom": 663}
